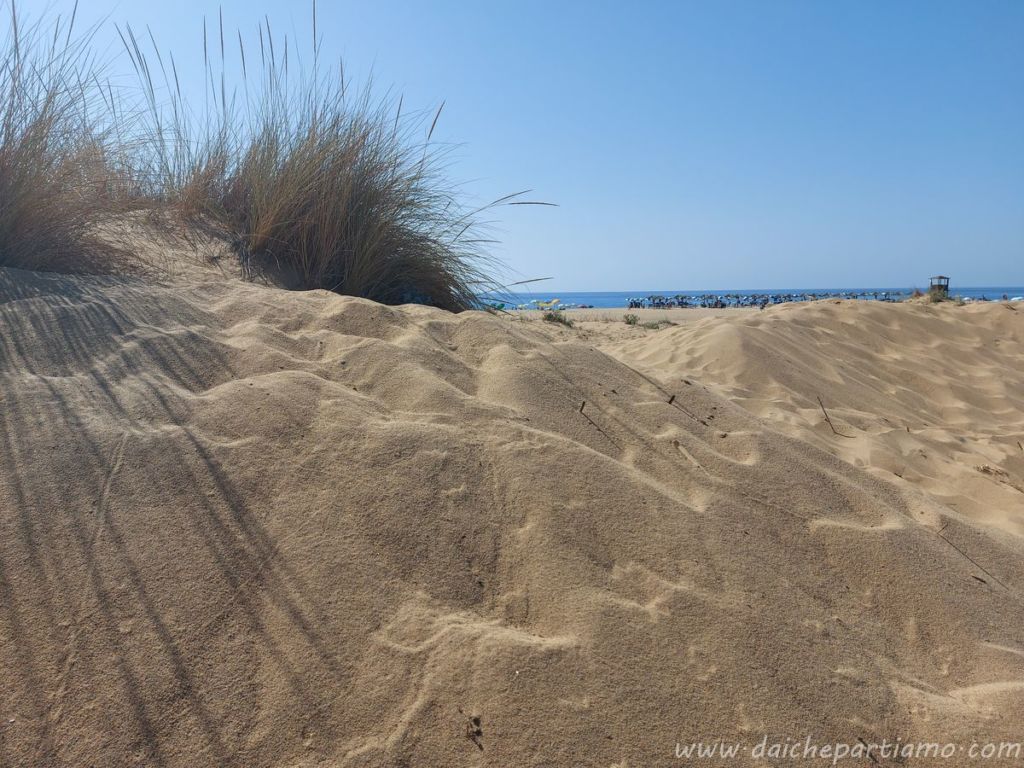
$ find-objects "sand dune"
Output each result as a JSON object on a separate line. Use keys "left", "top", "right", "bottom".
{"left": 2, "top": 270, "right": 1024, "bottom": 766}
{"left": 602, "top": 300, "right": 1024, "bottom": 536}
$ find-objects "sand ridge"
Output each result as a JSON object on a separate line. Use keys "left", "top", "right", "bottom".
{"left": 2, "top": 270, "right": 1023, "bottom": 766}
{"left": 600, "top": 299, "right": 1024, "bottom": 536}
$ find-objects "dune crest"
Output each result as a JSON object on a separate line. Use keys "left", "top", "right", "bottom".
{"left": 2, "top": 271, "right": 1023, "bottom": 766}
{"left": 604, "top": 299, "right": 1024, "bottom": 536}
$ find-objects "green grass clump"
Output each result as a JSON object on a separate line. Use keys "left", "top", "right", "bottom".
{"left": 925, "top": 290, "right": 964, "bottom": 305}
{"left": 622, "top": 313, "right": 671, "bottom": 329}
{"left": 542, "top": 310, "right": 573, "bottom": 327}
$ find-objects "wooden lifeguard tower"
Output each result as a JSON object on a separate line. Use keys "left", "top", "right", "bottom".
{"left": 929, "top": 275, "right": 950, "bottom": 298}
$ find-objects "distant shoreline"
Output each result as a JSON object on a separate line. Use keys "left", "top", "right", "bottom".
{"left": 513, "top": 296, "right": 1024, "bottom": 325}
{"left": 491, "top": 287, "right": 1024, "bottom": 311}
{"left": 516, "top": 306, "right": 755, "bottom": 323}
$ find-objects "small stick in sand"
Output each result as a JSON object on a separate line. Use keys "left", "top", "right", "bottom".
{"left": 935, "top": 523, "right": 1010, "bottom": 593}
{"left": 817, "top": 396, "right": 855, "bottom": 439}
{"left": 576, "top": 399, "right": 620, "bottom": 447}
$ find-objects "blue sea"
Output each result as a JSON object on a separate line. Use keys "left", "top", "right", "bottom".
{"left": 487, "top": 286, "right": 1024, "bottom": 309}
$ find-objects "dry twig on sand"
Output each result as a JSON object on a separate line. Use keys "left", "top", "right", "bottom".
{"left": 817, "top": 396, "right": 855, "bottom": 439}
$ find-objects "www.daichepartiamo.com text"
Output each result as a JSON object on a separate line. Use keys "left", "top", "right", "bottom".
{"left": 675, "top": 737, "right": 1023, "bottom": 762}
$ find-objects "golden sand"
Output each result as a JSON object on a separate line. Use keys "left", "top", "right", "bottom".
{"left": 1, "top": 268, "right": 1022, "bottom": 766}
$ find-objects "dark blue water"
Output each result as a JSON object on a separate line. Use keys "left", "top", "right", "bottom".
{"left": 486, "top": 287, "right": 1024, "bottom": 309}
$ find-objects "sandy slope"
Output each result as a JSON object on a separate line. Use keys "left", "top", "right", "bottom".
{"left": 516, "top": 307, "right": 752, "bottom": 324}
{"left": 601, "top": 300, "right": 1024, "bottom": 536}
{"left": 2, "top": 270, "right": 1023, "bottom": 767}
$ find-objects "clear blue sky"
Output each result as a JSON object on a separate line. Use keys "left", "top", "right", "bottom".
{"left": 22, "top": 0, "right": 1024, "bottom": 290}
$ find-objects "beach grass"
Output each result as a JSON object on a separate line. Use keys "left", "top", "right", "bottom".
{"left": 118, "top": 10, "right": 540, "bottom": 310}
{"left": 542, "top": 310, "right": 574, "bottom": 327}
{"left": 0, "top": 4, "right": 133, "bottom": 273}
{"left": 0, "top": 3, "right": 537, "bottom": 310}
